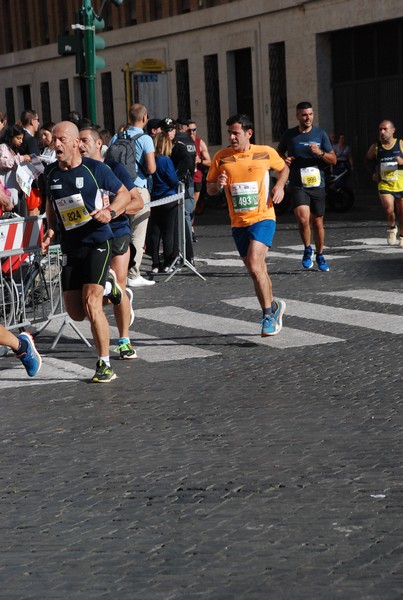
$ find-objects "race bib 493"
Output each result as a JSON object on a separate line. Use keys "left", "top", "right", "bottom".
{"left": 230, "top": 181, "right": 259, "bottom": 212}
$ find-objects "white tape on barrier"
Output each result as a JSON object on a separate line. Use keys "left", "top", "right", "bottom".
{"left": 145, "top": 192, "right": 184, "bottom": 209}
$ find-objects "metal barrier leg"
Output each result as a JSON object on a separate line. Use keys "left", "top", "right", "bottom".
{"left": 165, "top": 185, "right": 206, "bottom": 282}
{"left": 50, "top": 315, "right": 92, "bottom": 350}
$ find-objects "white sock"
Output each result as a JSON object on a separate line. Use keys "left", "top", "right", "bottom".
{"left": 104, "top": 281, "right": 111, "bottom": 296}
{"left": 99, "top": 356, "right": 110, "bottom": 366}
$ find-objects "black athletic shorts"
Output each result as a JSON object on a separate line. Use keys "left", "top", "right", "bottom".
{"left": 111, "top": 234, "right": 131, "bottom": 257}
{"left": 61, "top": 240, "right": 112, "bottom": 291}
{"left": 194, "top": 181, "right": 202, "bottom": 193}
{"left": 288, "top": 185, "right": 326, "bottom": 217}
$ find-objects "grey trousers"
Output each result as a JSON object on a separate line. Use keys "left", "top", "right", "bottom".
{"left": 127, "top": 188, "right": 151, "bottom": 279}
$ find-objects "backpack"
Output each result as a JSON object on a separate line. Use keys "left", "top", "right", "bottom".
{"left": 104, "top": 132, "right": 146, "bottom": 180}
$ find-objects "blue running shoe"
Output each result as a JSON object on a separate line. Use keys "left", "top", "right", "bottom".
{"left": 302, "top": 245, "right": 313, "bottom": 269}
{"left": 261, "top": 314, "right": 277, "bottom": 337}
{"left": 16, "top": 332, "right": 42, "bottom": 377}
{"left": 273, "top": 299, "right": 286, "bottom": 334}
{"left": 316, "top": 253, "right": 330, "bottom": 271}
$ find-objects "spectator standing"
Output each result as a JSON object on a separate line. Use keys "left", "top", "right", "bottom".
{"left": 147, "top": 119, "right": 161, "bottom": 137}
{"left": 20, "top": 109, "right": 41, "bottom": 156}
{"left": 0, "top": 124, "right": 31, "bottom": 208}
{"left": 149, "top": 131, "right": 180, "bottom": 272}
{"left": 365, "top": 120, "right": 403, "bottom": 246}
{"left": 278, "top": 101, "right": 336, "bottom": 272}
{"left": 170, "top": 118, "right": 196, "bottom": 263}
{"left": 333, "top": 133, "right": 353, "bottom": 176}
{"left": 188, "top": 120, "right": 211, "bottom": 240}
{"left": 0, "top": 111, "right": 7, "bottom": 134}
{"left": 110, "top": 103, "right": 156, "bottom": 287}
{"left": 39, "top": 121, "right": 56, "bottom": 163}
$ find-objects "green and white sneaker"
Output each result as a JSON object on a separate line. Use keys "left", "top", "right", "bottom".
{"left": 126, "top": 287, "right": 135, "bottom": 327}
{"left": 106, "top": 268, "right": 122, "bottom": 305}
{"left": 91, "top": 360, "right": 117, "bottom": 383}
{"left": 118, "top": 341, "right": 137, "bottom": 360}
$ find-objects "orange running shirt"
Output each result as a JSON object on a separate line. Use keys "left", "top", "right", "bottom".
{"left": 207, "top": 144, "right": 286, "bottom": 227}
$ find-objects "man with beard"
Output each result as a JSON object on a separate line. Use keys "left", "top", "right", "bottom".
{"left": 207, "top": 113, "right": 289, "bottom": 337}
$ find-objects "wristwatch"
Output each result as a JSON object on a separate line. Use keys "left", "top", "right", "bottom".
{"left": 106, "top": 206, "right": 116, "bottom": 219}
{"left": 320, "top": 151, "right": 325, "bottom": 157}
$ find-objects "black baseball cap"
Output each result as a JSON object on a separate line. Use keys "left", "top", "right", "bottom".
{"left": 147, "top": 118, "right": 161, "bottom": 134}
{"left": 176, "top": 117, "right": 190, "bottom": 126}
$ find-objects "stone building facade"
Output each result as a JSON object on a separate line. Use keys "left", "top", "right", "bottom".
{"left": 0, "top": 0, "right": 402, "bottom": 186}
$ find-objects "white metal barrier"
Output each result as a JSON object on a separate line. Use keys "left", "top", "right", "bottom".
{"left": 146, "top": 183, "right": 206, "bottom": 282}
{"left": 0, "top": 214, "right": 90, "bottom": 349}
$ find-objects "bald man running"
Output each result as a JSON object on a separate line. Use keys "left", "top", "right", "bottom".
{"left": 41, "top": 121, "right": 130, "bottom": 382}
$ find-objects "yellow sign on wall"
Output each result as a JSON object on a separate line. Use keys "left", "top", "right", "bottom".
{"left": 133, "top": 59, "right": 169, "bottom": 73}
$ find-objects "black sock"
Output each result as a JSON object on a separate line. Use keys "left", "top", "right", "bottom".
{"left": 16, "top": 338, "right": 28, "bottom": 355}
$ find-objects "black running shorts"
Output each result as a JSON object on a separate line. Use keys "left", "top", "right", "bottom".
{"left": 61, "top": 240, "right": 112, "bottom": 291}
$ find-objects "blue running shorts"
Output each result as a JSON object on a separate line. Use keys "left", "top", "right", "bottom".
{"left": 232, "top": 219, "right": 276, "bottom": 258}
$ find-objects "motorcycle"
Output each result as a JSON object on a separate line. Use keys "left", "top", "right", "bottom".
{"left": 272, "top": 166, "right": 355, "bottom": 216}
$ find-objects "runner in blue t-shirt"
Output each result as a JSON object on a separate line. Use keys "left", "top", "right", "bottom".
{"left": 79, "top": 126, "right": 144, "bottom": 361}
{"left": 278, "top": 101, "right": 336, "bottom": 271}
{"left": 42, "top": 121, "right": 131, "bottom": 383}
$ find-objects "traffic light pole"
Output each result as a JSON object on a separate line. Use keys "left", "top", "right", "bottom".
{"left": 82, "top": 0, "right": 97, "bottom": 125}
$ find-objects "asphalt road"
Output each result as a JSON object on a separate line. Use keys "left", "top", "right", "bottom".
{"left": 1, "top": 195, "right": 402, "bottom": 599}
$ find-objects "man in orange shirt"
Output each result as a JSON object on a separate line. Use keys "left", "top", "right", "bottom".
{"left": 207, "top": 113, "right": 289, "bottom": 336}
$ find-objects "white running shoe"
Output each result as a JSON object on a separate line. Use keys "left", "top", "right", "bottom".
{"left": 127, "top": 275, "right": 155, "bottom": 287}
{"left": 387, "top": 226, "right": 398, "bottom": 245}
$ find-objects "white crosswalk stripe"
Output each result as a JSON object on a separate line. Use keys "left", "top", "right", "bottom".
{"left": 0, "top": 356, "right": 94, "bottom": 389}
{"left": 324, "top": 289, "right": 403, "bottom": 305}
{"left": 43, "top": 317, "right": 220, "bottom": 363}
{"left": 222, "top": 296, "right": 403, "bottom": 334}
{"left": 135, "top": 306, "right": 343, "bottom": 349}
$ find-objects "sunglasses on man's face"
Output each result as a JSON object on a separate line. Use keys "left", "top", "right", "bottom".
{"left": 189, "top": 128, "right": 196, "bottom": 132}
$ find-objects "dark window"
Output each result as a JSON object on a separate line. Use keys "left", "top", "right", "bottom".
{"left": 150, "top": 0, "right": 163, "bottom": 19}
{"left": 21, "top": 85, "right": 32, "bottom": 110}
{"left": 177, "top": 0, "right": 191, "bottom": 13}
{"left": 59, "top": 79, "right": 70, "bottom": 120}
{"left": 376, "top": 21, "right": 400, "bottom": 76}
{"left": 101, "top": 72, "right": 115, "bottom": 134}
{"left": 332, "top": 30, "right": 353, "bottom": 82}
{"left": 269, "top": 42, "right": 288, "bottom": 141}
{"left": 204, "top": 54, "right": 222, "bottom": 145}
{"left": 5, "top": 88, "right": 15, "bottom": 125}
{"left": 176, "top": 59, "right": 191, "bottom": 119}
{"left": 40, "top": 82, "right": 51, "bottom": 123}
{"left": 354, "top": 27, "right": 375, "bottom": 79}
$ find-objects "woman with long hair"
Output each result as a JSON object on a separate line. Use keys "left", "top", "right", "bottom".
{"left": 149, "top": 131, "right": 179, "bottom": 272}
{"left": 0, "top": 124, "right": 31, "bottom": 208}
